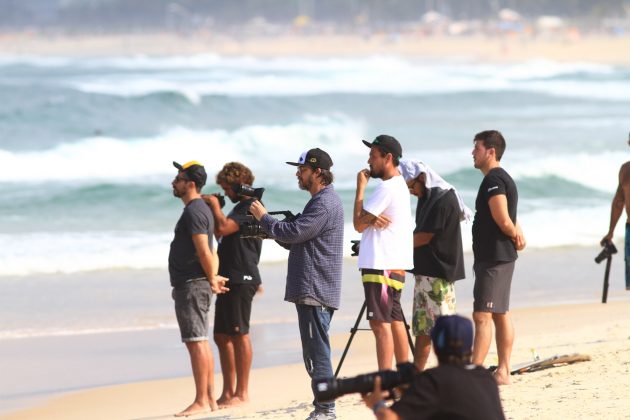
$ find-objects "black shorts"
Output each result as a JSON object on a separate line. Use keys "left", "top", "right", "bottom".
{"left": 213, "top": 283, "right": 258, "bottom": 335}
{"left": 172, "top": 280, "right": 211, "bottom": 342}
{"left": 473, "top": 260, "right": 515, "bottom": 313}
{"left": 362, "top": 270, "right": 405, "bottom": 323}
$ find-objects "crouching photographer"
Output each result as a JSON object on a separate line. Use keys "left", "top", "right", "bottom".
{"left": 249, "top": 148, "right": 344, "bottom": 420}
{"left": 362, "top": 315, "right": 505, "bottom": 420}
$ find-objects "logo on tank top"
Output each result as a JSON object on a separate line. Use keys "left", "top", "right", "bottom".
{"left": 243, "top": 275, "right": 253, "bottom": 281}
{"left": 487, "top": 186, "right": 499, "bottom": 192}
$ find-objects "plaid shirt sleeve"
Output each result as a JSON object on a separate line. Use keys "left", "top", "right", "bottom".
{"left": 260, "top": 196, "right": 328, "bottom": 243}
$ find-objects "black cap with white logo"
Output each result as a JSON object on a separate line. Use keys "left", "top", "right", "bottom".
{"left": 286, "top": 148, "right": 333, "bottom": 170}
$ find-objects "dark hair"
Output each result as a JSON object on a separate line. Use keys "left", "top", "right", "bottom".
{"left": 436, "top": 352, "right": 472, "bottom": 367}
{"left": 318, "top": 168, "right": 334, "bottom": 186}
{"left": 474, "top": 130, "right": 506, "bottom": 161}
{"left": 216, "top": 162, "right": 255, "bottom": 186}
{"left": 375, "top": 146, "right": 400, "bottom": 166}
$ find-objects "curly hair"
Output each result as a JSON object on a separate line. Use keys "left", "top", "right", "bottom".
{"left": 215, "top": 162, "right": 255, "bottom": 186}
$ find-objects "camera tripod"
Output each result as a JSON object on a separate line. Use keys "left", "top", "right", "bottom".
{"left": 334, "top": 300, "right": 415, "bottom": 377}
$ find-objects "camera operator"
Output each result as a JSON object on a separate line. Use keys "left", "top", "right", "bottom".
{"left": 249, "top": 148, "right": 344, "bottom": 420}
{"left": 398, "top": 159, "right": 470, "bottom": 371}
{"left": 601, "top": 132, "right": 630, "bottom": 291}
{"left": 202, "top": 162, "right": 262, "bottom": 407}
{"left": 362, "top": 315, "right": 505, "bottom": 420}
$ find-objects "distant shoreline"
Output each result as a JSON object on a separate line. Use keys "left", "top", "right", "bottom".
{"left": 2, "top": 31, "right": 630, "bottom": 64}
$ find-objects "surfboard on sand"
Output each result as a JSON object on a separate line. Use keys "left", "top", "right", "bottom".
{"left": 489, "top": 353, "right": 591, "bottom": 375}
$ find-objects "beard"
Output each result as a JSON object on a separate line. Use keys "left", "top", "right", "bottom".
{"left": 298, "top": 178, "right": 311, "bottom": 191}
{"left": 369, "top": 168, "right": 384, "bottom": 179}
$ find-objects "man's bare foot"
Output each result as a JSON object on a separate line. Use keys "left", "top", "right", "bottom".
{"left": 218, "top": 396, "right": 249, "bottom": 408}
{"left": 174, "top": 401, "right": 210, "bottom": 417}
{"left": 493, "top": 369, "right": 512, "bottom": 386}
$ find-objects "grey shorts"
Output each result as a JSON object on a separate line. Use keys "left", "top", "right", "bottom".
{"left": 172, "top": 280, "right": 212, "bottom": 342}
{"left": 473, "top": 260, "right": 515, "bottom": 313}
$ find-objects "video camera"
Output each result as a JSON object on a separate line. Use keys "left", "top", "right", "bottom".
{"left": 209, "top": 184, "right": 265, "bottom": 210}
{"left": 595, "top": 241, "right": 617, "bottom": 264}
{"left": 313, "top": 362, "right": 415, "bottom": 402}
{"left": 240, "top": 210, "right": 299, "bottom": 239}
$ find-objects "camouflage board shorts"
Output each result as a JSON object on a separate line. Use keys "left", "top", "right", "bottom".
{"left": 412, "top": 274, "right": 456, "bottom": 336}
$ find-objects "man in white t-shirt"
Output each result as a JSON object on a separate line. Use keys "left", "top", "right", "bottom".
{"left": 353, "top": 135, "right": 414, "bottom": 370}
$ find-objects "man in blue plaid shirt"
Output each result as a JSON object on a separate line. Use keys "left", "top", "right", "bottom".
{"left": 250, "top": 148, "right": 344, "bottom": 420}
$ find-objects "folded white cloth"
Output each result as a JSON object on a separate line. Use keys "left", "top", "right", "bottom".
{"left": 399, "top": 159, "right": 473, "bottom": 222}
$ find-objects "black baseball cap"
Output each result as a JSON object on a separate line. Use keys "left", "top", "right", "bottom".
{"left": 362, "top": 134, "right": 403, "bottom": 159}
{"left": 430, "top": 315, "right": 473, "bottom": 358}
{"left": 286, "top": 148, "right": 333, "bottom": 170}
{"left": 173, "top": 160, "right": 207, "bottom": 188}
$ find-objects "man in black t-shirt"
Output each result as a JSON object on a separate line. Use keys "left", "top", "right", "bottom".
{"left": 471, "top": 130, "right": 526, "bottom": 386}
{"left": 399, "top": 160, "right": 466, "bottom": 372}
{"left": 169, "top": 160, "right": 229, "bottom": 417}
{"left": 202, "top": 162, "right": 262, "bottom": 407}
{"left": 363, "top": 315, "right": 505, "bottom": 420}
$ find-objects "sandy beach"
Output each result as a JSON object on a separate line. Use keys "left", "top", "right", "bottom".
{"left": 3, "top": 300, "right": 629, "bottom": 420}
{"left": 2, "top": 245, "right": 630, "bottom": 420}
{"left": 1, "top": 25, "right": 629, "bottom": 420}
{"left": 2, "top": 31, "right": 630, "bottom": 64}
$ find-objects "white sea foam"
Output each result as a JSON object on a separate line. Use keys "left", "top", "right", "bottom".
{"left": 0, "top": 223, "right": 360, "bottom": 276}
{"left": 31, "top": 55, "right": 622, "bottom": 101}
{"left": 0, "top": 122, "right": 625, "bottom": 195}
{"left": 0, "top": 115, "right": 367, "bottom": 187}
{"left": 0, "top": 209, "right": 624, "bottom": 278}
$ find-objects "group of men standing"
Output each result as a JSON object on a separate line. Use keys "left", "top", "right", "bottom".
{"left": 167, "top": 129, "right": 525, "bottom": 419}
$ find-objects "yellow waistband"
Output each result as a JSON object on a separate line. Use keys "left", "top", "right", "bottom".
{"left": 361, "top": 273, "right": 405, "bottom": 290}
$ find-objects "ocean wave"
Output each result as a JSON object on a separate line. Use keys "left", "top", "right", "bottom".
{"left": 0, "top": 115, "right": 367, "bottom": 185}
{"left": 9, "top": 55, "right": 616, "bottom": 101}
{"left": 1, "top": 116, "right": 626, "bottom": 194}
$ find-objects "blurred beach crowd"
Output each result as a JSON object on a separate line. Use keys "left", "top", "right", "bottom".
{"left": 0, "top": 0, "right": 629, "bottom": 40}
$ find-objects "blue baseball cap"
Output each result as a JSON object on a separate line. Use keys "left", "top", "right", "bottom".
{"left": 430, "top": 315, "right": 473, "bottom": 357}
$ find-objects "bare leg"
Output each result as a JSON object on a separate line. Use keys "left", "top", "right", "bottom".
{"left": 175, "top": 340, "right": 217, "bottom": 417}
{"left": 369, "top": 320, "right": 394, "bottom": 370}
{"left": 214, "top": 333, "right": 235, "bottom": 406}
{"left": 493, "top": 312, "right": 514, "bottom": 385}
{"left": 391, "top": 320, "right": 409, "bottom": 364}
{"left": 233, "top": 334, "right": 252, "bottom": 403}
{"left": 413, "top": 334, "right": 432, "bottom": 371}
{"left": 472, "top": 311, "right": 493, "bottom": 366}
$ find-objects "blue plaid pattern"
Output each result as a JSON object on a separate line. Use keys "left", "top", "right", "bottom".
{"left": 260, "top": 184, "right": 344, "bottom": 309}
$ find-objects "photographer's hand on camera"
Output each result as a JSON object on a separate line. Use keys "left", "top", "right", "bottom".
{"left": 249, "top": 200, "right": 267, "bottom": 221}
{"left": 362, "top": 376, "right": 392, "bottom": 418}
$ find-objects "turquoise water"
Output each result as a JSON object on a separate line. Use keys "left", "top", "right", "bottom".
{"left": 1, "top": 53, "right": 630, "bottom": 412}
{"left": 1, "top": 55, "right": 629, "bottom": 276}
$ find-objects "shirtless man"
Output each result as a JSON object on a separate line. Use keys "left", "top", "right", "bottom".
{"left": 601, "top": 133, "right": 630, "bottom": 291}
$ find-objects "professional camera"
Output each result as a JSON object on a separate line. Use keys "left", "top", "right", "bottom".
{"left": 595, "top": 241, "right": 618, "bottom": 264}
{"left": 234, "top": 183, "right": 265, "bottom": 200}
{"left": 350, "top": 240, "right": 360, "bottom": 257}
{"left": 313, "top": 362, "right": 415, "bottom": 402}
{"left": 210, "top": 193, "right": 226, "bottom": 209}
{"left": 240, "top": 210, "right": 299, "bottom": 240}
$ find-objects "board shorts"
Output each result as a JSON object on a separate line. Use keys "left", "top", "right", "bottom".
{"left": 213, "top": 283, "right": 258, "bottom": 335}
{"left": 473, "top": 260, "right": 515, "bottom": 313}
{"left": 172, "top": 279, "right": 211, "bottom": 342}
{"left": 362, "top": 269, "right": 405, "bottom": 323}
{"left": 412, "top": 274, "right": 456, "bottom": 336}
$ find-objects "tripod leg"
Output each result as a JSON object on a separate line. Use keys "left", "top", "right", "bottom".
{"left": 602, "top": 256, "right": 612, "bottom": 304}
{"left": 400, "top": 310, "right": 415, "bottom": 354}
{"left": 334, "top": 301, "right": 367, "bottom": 377}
